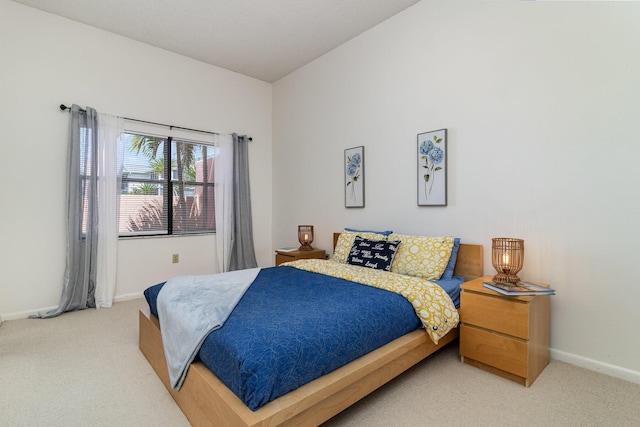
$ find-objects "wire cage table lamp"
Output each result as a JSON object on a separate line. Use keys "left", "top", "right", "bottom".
{"left": 298, "top": 225, "right": 314, "bottom": 251}
{"left": 492, "top": 238, "right": 524, "bottom": 283}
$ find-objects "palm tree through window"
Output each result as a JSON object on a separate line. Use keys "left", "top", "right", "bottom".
{"left": 120, "top": 133, "right": 217, "bottom": 236}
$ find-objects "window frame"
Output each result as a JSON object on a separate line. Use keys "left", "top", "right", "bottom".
{"left": 119, "top": 132, "right": 217, "bottom": 238}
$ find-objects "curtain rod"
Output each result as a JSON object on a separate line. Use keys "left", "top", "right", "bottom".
{"left": 59, "top": 104, "right": 252, "bottom": 141}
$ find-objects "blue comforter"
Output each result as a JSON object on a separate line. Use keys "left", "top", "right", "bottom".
{"left": 144, "top": 266, "right": 462, "bottom": 410}
{"left": 157, "top": 268, "right": 261, "bottom": 390}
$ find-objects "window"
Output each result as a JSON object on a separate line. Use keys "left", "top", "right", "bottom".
{"left": 119, "top": 133, "right": 217, "bottom": 236}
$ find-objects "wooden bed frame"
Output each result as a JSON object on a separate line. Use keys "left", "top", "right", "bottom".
{"left": 139, "top": 235, "right": 483, "bottom": 426}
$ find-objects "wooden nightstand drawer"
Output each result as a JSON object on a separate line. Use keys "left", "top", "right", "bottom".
{"left": 460, "top": 324, "right": 528, "bottom": 378}
{"left": 275, "top": 249, "right": 326, "bottom": 266}
{"left": 276, "top": 253, "right": 296, "bottom": 265}
{"left": 460, "top": 291, "right": 529, "bottom": 339}
{"left": 459, "top": 276, "right": 550, "bottom": 387}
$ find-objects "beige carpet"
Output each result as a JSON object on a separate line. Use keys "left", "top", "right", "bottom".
{"left": 1, "top": 298, "right": 639, "bottom": 427}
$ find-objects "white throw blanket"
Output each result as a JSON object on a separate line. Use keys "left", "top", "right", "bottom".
{"left": 157, "top": 268, "right": 261, "bottom": 390}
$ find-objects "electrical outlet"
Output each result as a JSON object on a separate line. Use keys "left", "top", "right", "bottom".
{"left": 172, "top": 253, "right": 179, "bottom": 263}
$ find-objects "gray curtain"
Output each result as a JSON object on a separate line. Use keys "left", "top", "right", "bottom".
{"left": 228, "top": 134, "right": 258, "bottom": 271}
{"left": 35, "top": 105, "right": 99, "bottom": 317}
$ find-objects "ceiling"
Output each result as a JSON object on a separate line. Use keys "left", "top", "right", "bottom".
{"left": 11, "top": 0, "right": 420, "bottom": 82}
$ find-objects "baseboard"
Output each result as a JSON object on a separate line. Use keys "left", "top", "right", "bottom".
{"left": 2, "top": 293, "right": 145, "bottom": 321}
{"left": 551, "top": 348, "right": 640, "bottom": 385}
{"left": 113, "top": 292, "right": 144, "bottom": 302}
{"left": 2, "top": 305, "right": 59, "bottom": 321}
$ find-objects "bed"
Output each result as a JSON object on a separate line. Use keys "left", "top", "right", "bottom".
{"left": 139, "top": 232, "right": 483, "bottom": 426}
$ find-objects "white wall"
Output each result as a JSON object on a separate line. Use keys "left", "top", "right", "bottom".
{"left": 0, "top": 0, "right": 273, "bottom": 318}
{"left": 273, "top": 1, "right": 640, "bottom": 381}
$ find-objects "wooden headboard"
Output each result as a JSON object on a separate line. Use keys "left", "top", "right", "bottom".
{"left": 332, "top": 232, "right": 483, "bottom": 282}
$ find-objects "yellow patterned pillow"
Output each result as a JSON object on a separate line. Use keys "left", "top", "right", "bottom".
{"left": 389, "top": 234, "right": 454, "bottom": 280}
{"left": 332, "top": 230, "right": 389, "bottom": 263}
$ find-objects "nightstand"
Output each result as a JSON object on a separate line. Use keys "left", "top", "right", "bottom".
{"left": 275, "top": 248, "right": 326, "bottom": 266}
{"left": 459, "top": 275, "right": 550, "bottom": 387}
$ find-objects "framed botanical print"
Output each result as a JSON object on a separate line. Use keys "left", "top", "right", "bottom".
{"left": 345, "top": 146, "right": 364, "bottom": 208}
{"left": 417, "top": 129, "right": 447, "bottom": 206}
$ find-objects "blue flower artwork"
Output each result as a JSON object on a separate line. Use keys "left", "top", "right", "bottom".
{"left": 417, "top": 129, "right": 447, "bottom": 206}
{"left": 345, "top": 146, "right": 364, "bottom": 208}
